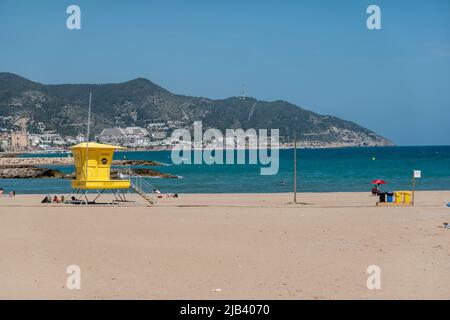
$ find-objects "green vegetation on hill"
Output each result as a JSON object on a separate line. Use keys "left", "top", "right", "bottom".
{"left": 0, "top": 72, "right": 393, "bottom": 146}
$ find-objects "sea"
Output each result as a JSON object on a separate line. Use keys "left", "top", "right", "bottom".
{"left": 2, "top": 146, "right": 450, "bottom": 194}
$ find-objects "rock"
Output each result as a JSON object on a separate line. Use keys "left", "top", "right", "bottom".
{"left": 0, "top": 165, "right": 66, "bottom": 179}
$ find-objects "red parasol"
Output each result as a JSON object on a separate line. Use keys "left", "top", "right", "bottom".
{"left": 371, "top": 179, "right": 386, "bottom": 185}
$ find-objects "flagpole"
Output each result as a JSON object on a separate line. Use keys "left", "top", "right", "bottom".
{"left": 84, "top": 92, "right": 92, "bottom": 180}
{"left": 293, "top": 130, "right": 297, "bottom": 204}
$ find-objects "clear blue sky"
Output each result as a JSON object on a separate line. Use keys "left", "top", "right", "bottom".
{"left": 1, "top": 0, "right": 449, "bottom": 145}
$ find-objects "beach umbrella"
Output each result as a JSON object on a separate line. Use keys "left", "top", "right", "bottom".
{"left": 372, "top": 179, "right": 386, "bottom": 185}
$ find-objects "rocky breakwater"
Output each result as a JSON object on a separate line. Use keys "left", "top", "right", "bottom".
{"left": 0, "top": 165, "right": 66, "bottom": 179}
{"left": 0, "top": 157, "right": 175, "bottom": 179}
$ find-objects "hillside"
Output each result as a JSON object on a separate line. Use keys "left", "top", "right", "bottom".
{"left": 0, "top": 72, "right": 393, "bottom": 147}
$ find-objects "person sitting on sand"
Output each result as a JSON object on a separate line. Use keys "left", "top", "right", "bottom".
{"left": 41, "top": 195, "right": 52, "bottom": 203}
{"left": 53, "top": 195, "right": 60, "bottom": 203}
{"left": 9, "top": 190, "right": 15, "bottom": 197}
{"left": 0, "top": 188, "right": 3, "bottom": 196}
{"left": 371, "top": 185, "right": 380, "bottom": 196}
{"left": 153, "top": 188, "right": 163, "bottom": 198}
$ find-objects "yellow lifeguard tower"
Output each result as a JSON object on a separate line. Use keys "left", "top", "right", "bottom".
{"left": 71, "top": 142, "right": 130, "bottom": 190}
{"left": 69, "top": 142, "right": 156, "bottom": 205}
{"left": 70, "top": 142, "right": 132, "bottom": 204}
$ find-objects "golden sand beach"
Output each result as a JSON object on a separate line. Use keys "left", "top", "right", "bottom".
{"left": 0, "top": 191, "right": 449, "bottom": 299}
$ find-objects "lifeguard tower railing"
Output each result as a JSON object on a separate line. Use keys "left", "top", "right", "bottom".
{"left": 119, "top": 166, "right": 157, "bottom": 205}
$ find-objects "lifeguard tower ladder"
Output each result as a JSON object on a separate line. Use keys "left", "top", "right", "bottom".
{"left": 70, "top": 142, "right": 155, "bottom": 205}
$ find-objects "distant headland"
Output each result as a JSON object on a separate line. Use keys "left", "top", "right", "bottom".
{"left": 0, "top": 72, "right": 393, "bottom": 152}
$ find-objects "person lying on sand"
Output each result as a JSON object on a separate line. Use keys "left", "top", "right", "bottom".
{"left": 166, "top": 193, "right": 179, "bottom": 198}
{"left": 65, "top": 196, "right": 84, "bottom": 205}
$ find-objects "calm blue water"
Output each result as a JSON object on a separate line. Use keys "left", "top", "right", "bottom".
{"left": 3, "top": 146, "right": 450, "bottom": 194}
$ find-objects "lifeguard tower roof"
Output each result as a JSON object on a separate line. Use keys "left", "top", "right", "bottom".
{"left": 70, "top": 142, "right": 126, "bottom": 150}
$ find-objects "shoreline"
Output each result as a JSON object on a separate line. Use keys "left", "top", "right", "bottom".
{"left": 1, "top": 144, "right": 402, "bottom": 156}
{"left": 4, "top": 144, "right": 450, "bottom": 157}
{"left": 2, "top": 189, "right": 450, "bottom": 196}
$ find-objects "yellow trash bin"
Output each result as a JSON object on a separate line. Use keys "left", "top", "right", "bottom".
{"left": 395, "top": 191, "right": 404, "bottom": 204}
{"left": 403, "top": 191, "right": 411, "bottom": 204}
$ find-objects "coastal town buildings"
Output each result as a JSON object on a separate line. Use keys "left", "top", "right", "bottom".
{"left": 10, "top": 125, "right": 29, "bottom": 152}
{"left": 2, "top": 119, "right": 312, "bottom": 152}
{"left": 98, "top": 127, "right": 151, "bottom": 147}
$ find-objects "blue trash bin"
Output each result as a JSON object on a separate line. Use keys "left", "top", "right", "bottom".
{"left": 387, "top": 192, "right": 394, "bottom": 203}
